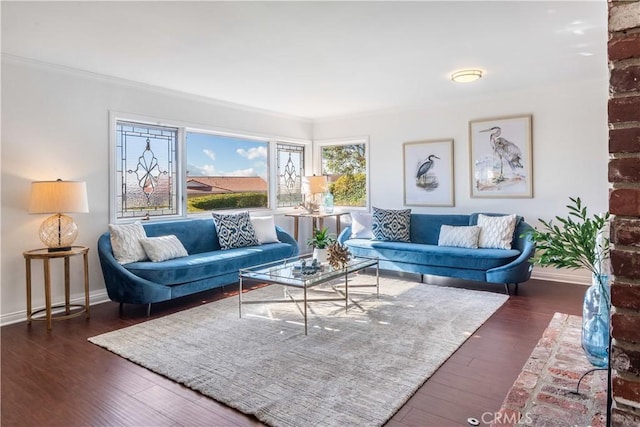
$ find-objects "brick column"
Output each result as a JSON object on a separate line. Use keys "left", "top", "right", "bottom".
{"left": 608, "top": 1, "right": 640, "bottom": 425}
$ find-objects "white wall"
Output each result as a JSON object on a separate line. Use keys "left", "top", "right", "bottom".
{"left": 313, "top": 77, "right": 609, "bottom": 284}
{"left": 1, "top": 57, "right": 608, "bottom": 325}
{"left": 1, "top": 57, "right": 312, "bottom": 324}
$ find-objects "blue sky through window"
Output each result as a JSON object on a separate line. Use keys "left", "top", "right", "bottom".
{"left": 186, "top": 132, "right": 268, "bottom": 180}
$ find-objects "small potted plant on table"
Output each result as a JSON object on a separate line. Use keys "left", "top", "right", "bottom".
{"left": 307, "top": 227, "right": 336, "bottom": 264}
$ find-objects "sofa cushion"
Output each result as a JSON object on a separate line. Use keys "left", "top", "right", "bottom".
{"left": 438, "top": 225, "right": 481, "bottom": 249}
{"left": 109, "top": 222, "right": 148, "bottom": 264}
{"left": 251, "top": 216, "right": 280, "bottom": 244}
{"left": 343, "top": 239, "right": 520, "bottom": 271}
{"left": 125, "top": 242, "right": 296, "bottom": 286}
{"left": 409, "top": 214, "right": 471, "bottom": 245}
{"left": 139, "top": 235, "right": 189, "bottom": 262}
{"left": 212, "top": 211, "right": 260, "bottom": 250}
{"left": 372, "top": 207, "right": 411, "bottom": 242}
{"left": 477, "top": 214, "right": 517, "bottom": 249}
{"left": 350, "top": 212, "right": 373, "bottom": 239}
{"left": 143, "top": 218, "right": 220, "bottom": 254}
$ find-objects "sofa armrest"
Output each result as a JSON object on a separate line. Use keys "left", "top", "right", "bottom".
{"left": 338, "top": 226, "right": 352, "bottom": 244}
{"left": 97, "top": 233, "right": 172, "bottom": 304}
{"left": 275, "top": 225, "right": 300, "bottom": 257}
{"left": 486, "top": 222, "right": 535, "bottom": 284}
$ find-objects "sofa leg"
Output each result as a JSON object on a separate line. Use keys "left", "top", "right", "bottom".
{"left": 420, "top": 274, "right": 424, "bottom": 283}
{"left": 147, "top": 303, "right": 152, "bottom": 317}
{"left": 504, "top": 283, "right": 511, "bottom": 295}
{"left": 514, "top": 283, "right": 519, "bottom": 296}
{"left": 119, "top": 302, "right": 124, "bottom": 314}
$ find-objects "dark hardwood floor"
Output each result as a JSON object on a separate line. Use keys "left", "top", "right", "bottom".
{"left": 1, "top": 276, "right": 584, "bottom": 427}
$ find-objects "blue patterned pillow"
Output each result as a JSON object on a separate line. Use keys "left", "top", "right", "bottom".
{"left": 212, "top": 211, "right": 260, "bottom": 250}
{"left": 372, "top": 207, "right": 411, "bottom": 242}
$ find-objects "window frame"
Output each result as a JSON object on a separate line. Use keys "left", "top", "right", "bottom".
{"left": 109, "top": 111, "right": 311, "bottom": 223}
{"left": 313, "top": 136, "right": 370, "bottom": 211}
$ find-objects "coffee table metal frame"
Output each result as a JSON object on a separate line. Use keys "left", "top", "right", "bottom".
{"left": 239, "top": 254, "right": 379, "bottom": 335}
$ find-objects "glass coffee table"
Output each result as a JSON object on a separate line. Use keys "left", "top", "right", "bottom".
{"left": 239, "top": 254, "right": 379, "bottom": 335}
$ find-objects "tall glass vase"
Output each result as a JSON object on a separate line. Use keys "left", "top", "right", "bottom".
{"left": 582, "top": 274, "right": 610, "bottom": 368}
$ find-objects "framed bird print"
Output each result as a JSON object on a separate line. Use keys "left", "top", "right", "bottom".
{"left": 403, "top": 139, "right": 454, "bottom": 206}
{"left": 469, "top": 114, "right": 533, "bottom": 198}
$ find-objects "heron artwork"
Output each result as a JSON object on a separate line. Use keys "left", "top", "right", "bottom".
{"left": 415, "top": 154, "right": 440, "bottom": 190}
{"left": 480, "top": 126, "right": 523, "bottom": 183}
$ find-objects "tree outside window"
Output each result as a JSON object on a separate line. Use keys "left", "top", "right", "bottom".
{"left": 321, "top": 142, "right": 367, "bottom": 207}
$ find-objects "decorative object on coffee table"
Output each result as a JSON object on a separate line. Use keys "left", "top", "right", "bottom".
{"left": 307, "top": 226, "right": 336, "bottom": 264}
{"left": 529, "top": 196, "right": 610, "bottom": 367}
{"left": 327, "top": 242, "right": 350, "bottom": 270}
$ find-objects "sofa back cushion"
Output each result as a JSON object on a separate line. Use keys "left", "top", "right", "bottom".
{"left": 142, "top": 218, "right": 220, "bottom": 254}
{"left": 410, "top": 214, "right": 470, "bottom": 245}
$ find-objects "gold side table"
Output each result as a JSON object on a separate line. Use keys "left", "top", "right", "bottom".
{"left": 285, "top": 212, "right": 350, "bottom": 242}
{"left": 23, "top": 246, "right": 90, "bottom": 330}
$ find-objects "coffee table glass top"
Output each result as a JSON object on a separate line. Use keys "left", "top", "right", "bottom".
{"left": 239, "top": 254, "right": 377, "bottom": 288}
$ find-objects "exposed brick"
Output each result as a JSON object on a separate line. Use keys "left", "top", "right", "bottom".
{"left": 611, "top": 248, "right": 640, "bottom": 280}
{"left": 611, "top": 281, "right": 640, "bottom": 310}
{"left": 536, "top": 392, "right": 588, "bottom": 414}
{"left": 610, "top": 128, "right": 640, "bottom": 153}
{"left": 609, "top": 96, "right": 640, "bottom": 123}
{"left": 610, "top": 188, "right": 640, "bottom": 216}
{"left": 612, "top": 344, "right": 640, "bottom": 375}
{"left": 612, "top": 406, "right": 640, "bottom": 426}
{"left": 611, "top": 217, "right": 640, "bottom": 245}
{"left": 504, "top": 386, "right": 530, "bottom": 409}
{"left": 612, "top": 312, "right": 640, "bottom": 343}
{"left": 613, "top": 375, "right": 640, "bottom": 407}
{"left": 609, "top": 33, "right": 640, "bottom": 61}
{"left": 609, "top": 1, "right": 640, "bottom": 32}
{"left": 611, "top": 65, "right": 640, "bottom": 95}
{"left": 609, "top": 157, "right": 640, "bottom": 183}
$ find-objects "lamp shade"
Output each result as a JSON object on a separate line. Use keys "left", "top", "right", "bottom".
{"left": 451, "top": 69, "right": 483, "bottom": 83}
{"left": 29, "top": 180, "right": 89, "bottom": 214}
{"left": 301, "top": 176, "right": 327, "bottom": 195}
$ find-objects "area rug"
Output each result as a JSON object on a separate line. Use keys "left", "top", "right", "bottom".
{"left": 89, "top": 275, "right": 508, "bottom": 427}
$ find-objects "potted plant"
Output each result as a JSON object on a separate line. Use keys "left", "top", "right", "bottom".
{"left": 529, "top": 196, "right": 610, "bottom": 367}
{"left": 307, "top": 227, "right": 336, "bottom": 264}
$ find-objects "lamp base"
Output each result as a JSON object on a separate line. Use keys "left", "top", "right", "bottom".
{"left": 39, "top": 213, "right": 78, "bottom": 250}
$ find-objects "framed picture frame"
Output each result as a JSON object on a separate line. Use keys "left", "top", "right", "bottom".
{"left": 403, "top": 139, "right": 454, "bottom": 207}
{"left": 469, "top": 114, "right": 533, "bottom": 198}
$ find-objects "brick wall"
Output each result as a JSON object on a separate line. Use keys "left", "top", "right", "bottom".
{"left": 608, "top": 1, "right": 640, "bottom": 425}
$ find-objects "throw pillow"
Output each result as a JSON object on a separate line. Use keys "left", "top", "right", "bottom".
{"left": 350, "top": 212, "right": 374, "bottom": 239}
{"left": 212, "top": 211, "right": 260, "bottom": 250}
{"left": 250, "top": 216, "right": 280, "bottom": 244}
{"left": 139, "top": 235, "right": 188, "bottom": 262}
{"left": 438, "top": 225, "right": 481, "bottom": 249}
{"left": 372, "top": 207, "right": 411, "bottom": 242}
{"left": 108, "top": 222, "right": 148, "bottom": 264}
{"left": 477, "top": 214, "right": 517, "bottom": 249}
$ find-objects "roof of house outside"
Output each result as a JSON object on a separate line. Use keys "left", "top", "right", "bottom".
{"left": 187, "top": 176, "right": 267, "bottom": 195}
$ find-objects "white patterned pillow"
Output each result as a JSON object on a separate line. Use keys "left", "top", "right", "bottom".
{"left": 139, "top": 235, "right": 188, "bottom": 262}
{"left": 212, "top": 211, "right": 260, "bottom": 250}
{"left": 438, "top": 225, "right": 481, "bottom": 248}
{"left": 250, "top": 216, "right": 280, "bottom": 244}
{"left": 477, "top": 214, "right": 517, "bottom": 249}
{"left": 350, "top": 212, "right": 373, "bottom": 239}
{"left": 109, "top": 222, "right": 148, "bottom": 264}
{"left": 372, "top": 207, "right": 411, "bottom": 242}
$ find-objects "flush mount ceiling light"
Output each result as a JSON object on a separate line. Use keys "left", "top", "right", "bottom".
{"left": 451, "top": 69, "right": 483, "bottom": 83}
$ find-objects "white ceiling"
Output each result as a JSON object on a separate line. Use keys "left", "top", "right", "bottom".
{"left": 1, "top": 1, "right": 608, "bottom": 120}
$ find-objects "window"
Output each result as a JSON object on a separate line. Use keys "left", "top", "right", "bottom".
{"left": 186, "top": 132, "right": 269, "bottom": 213}
{"left": 316, "top": 138, "right": 369, "bottom": 208}
{"left": 276, "top": 143, "right": 305, "bottom": 208}
{"left": 114, "top": 121, "right": 179, "bottom": 219}
{"left": 111, "top": 115, "right": 310, "bottom": 221}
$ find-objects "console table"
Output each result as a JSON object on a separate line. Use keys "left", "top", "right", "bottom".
{"left": 285, "top": 211, "right": 350, "bottom": 242}
{"left": 23, "top": 246, "right": 90, "bottom": 330}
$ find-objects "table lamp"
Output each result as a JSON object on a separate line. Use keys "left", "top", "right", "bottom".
{"left": 301, "top": 175, "right": 327, "bottom": 213}
{"left": 29, "top": 179, "right": 89, "bottom": 252}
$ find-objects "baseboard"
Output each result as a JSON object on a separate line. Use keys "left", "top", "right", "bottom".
{"left": 530, "top": 268, "right": 591, "bottom": 286}
{"left": 1, "top": 290, "right": 111, "bottom": 327}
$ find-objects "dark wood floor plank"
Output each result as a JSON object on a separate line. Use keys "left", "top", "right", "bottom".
{"left": 1, "top": 277, "right": 585, "bottom": 427}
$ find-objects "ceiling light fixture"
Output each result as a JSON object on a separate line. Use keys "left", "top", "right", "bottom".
{"left": 451, "top": 69, "right": 483, "bottom": 83}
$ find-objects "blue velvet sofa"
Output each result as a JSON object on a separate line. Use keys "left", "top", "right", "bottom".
{"left": 98, "top": 218, "right": 299, "bottom": 314}
{"left": 337, "top": 213, "right": 534, "bottom": 294}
